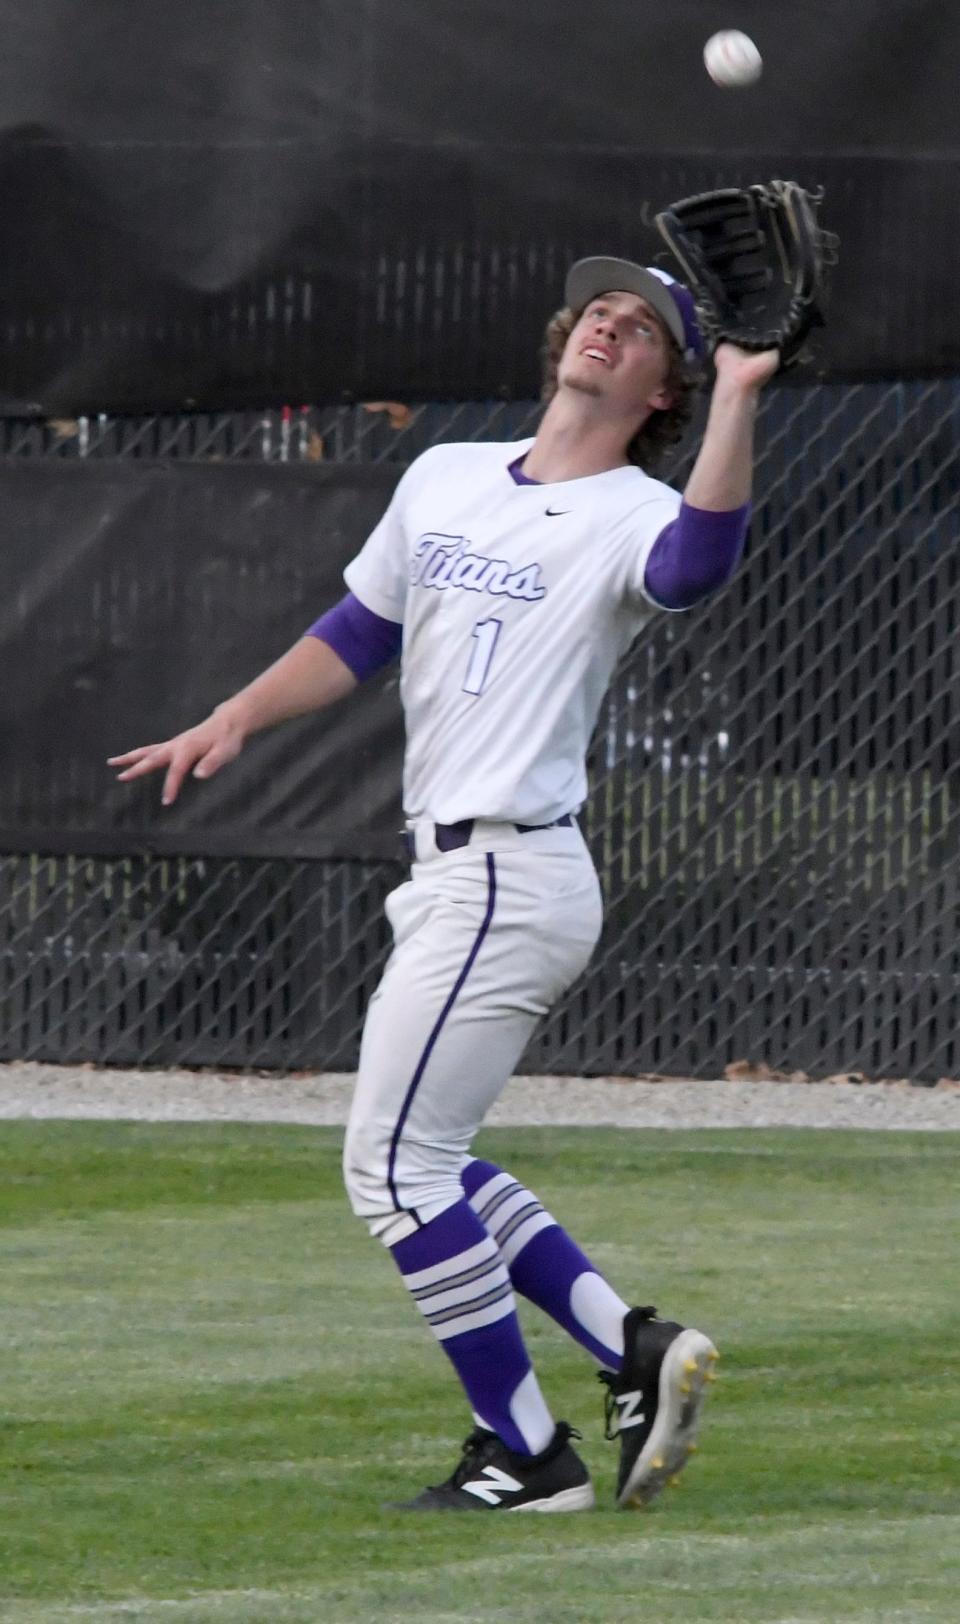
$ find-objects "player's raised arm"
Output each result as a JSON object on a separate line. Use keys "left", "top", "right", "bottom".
{"left": 680, "top": 342, "right": 779, "bottom": 511}
{"left": 107, "top": 627, "right": 362, "bottom": 807}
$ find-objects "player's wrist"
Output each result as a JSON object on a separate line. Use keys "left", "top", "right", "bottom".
{"left": 212, "top": 696, "right": 254, "bottom": 740}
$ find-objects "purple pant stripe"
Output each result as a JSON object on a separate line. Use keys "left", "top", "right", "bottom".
{"left": 386, "top": 852, "right": 497, "bottom": 1213}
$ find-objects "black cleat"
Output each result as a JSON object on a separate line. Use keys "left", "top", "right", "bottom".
{"left": 598, "top": 1305, "right": 719, "bottom": 1509}
{"left": 391, "top": 1422, "right": 595, "bottom": 1512}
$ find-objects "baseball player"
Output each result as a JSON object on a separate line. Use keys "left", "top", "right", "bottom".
{"left": 110, "top": 258, "right": 779, "bottom": 1512}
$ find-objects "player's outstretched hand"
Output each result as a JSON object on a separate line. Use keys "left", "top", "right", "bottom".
{"left": 713, "top": 342, "right": 781, "bottom": 392}
{"left": 107, "top": 710, "right": 246, "bottom": 806}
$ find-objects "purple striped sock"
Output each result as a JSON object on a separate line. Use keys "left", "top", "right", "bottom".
{"left": 461, "top": 1158, "right": 627, "bottom": 1370}
{"left": 390, "top": 1198, "right": 555, "bottom": 1454}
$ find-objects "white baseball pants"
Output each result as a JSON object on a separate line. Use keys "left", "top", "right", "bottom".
{"left": 343, "top": 819, "right": 603, "bottom": 1246}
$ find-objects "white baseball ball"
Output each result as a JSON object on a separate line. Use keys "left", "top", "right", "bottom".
{"left": 703, "top": 30, "right": 763, "bottom": 87}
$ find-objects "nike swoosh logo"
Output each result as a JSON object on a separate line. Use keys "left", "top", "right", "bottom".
{"left": 545, "top": 507, "right": 570, "bottom": 517}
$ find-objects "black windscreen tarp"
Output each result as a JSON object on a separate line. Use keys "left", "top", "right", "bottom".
{"left": 0, "top": 461, "right": 406, "bottom": 858}
{"left": 0, "top": 0, "right": 957, "bottom": 411}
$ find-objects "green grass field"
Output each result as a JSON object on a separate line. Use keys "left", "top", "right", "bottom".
{"left": 1, "top": 1121, "right": 958, "bottom": 1623}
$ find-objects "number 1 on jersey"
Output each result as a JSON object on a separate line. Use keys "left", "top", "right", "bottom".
{"left": 463, "top": 617, "right": 503, "bottom": 696}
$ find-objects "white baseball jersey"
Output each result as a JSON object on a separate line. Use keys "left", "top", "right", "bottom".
{"left": 344, "top": 436, "right": 680, "bottom": 825}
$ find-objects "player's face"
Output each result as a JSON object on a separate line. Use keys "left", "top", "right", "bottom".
{"left": 559, "top": 291, "right": 675, "bottom": 420}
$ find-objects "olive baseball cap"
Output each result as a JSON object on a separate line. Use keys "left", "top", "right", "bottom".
{"left": 565, "top": 258, "right": 704, "bottom": 365}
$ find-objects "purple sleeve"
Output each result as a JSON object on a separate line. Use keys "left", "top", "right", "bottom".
{"left": 644, "top": 501, "right": 750, "bottom": 610}
{"left": 305, "top": 592, "right": 403, "bottom": 682}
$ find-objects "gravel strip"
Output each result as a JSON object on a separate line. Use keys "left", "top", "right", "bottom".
{"left": 1, "top": 1062, "right": 958, "bottom": 1130}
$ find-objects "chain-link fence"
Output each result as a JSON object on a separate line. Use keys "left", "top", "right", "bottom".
{"left": 4, "top": 382, "right": 960, "bottom": 1078}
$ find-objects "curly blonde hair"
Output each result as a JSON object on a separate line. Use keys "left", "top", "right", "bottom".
{"left": 540, "top": 306, "right": 701, "bottom": 475}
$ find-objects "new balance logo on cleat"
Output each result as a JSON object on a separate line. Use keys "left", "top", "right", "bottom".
{"left": 390, "top": 1422, "right": 595, "bottom": 1513}
{"left": 598, "top": 1305, "right": 719, "bottom": 1510}
{"left": 462, "top": 1465, "right": 524, "bottom": 1505}
{"left": 612, "top": 1389, "right": 646, "bottom": 1431}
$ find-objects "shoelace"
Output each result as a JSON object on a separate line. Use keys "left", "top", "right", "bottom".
{"left": 445, "top": 1427, "right": 500, "bottom": 1490}
{"left": 597, "top": 1370, "right": 619, "bottom": 1441}
{"left": 442, "top": 1421, "right": 586, "bottom": 1486}
{"left": 597, "top": 1304, "right": 658, "bottom": 1441}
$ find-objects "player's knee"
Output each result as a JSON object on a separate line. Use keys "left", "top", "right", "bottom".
{"left": 342, "top": 1117, "right": 389, "bottom": 1221}
{"left": 342, "top": 1117, "right": 417, "bottom": 1235}
{"left": 343, "top": 1118, "right": 464, "bottom": 1244}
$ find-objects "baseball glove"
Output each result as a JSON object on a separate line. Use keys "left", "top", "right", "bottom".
{"left": 654, "top": 180, "right": 836, "bottom": 370}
